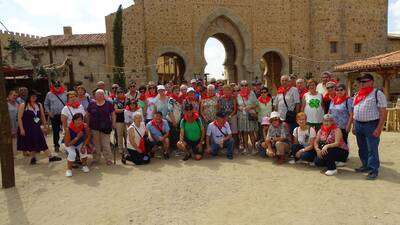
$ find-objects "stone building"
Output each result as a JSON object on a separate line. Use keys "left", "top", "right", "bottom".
{"left": 25, "top": 27, "right": 108, "bottom": 91}
{"left": 104, "top": 0, "right": 400, "bottom": 87}
{"left": 0, "top": 30, "right": 40, "bottom": 67}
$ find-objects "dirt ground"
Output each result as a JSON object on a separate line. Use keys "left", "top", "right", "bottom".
{"left": 1, "top": 132, "right": 400, "bottom": 225}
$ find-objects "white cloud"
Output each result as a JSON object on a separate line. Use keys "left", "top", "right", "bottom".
{"left": 389, "top": 0, "right": 400, "bottom": 33}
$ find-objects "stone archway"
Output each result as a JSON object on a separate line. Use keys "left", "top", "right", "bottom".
{"left": 150, "top": 46, "right": 192, "bottom": 82}
{"left": 156, "top": 52, "right": 186, "bottom": 84}
{"left": 255, "top": 49, "right": 287, "bottom": 88}
{"left": 195, "top": 8, "right": 252, "bottom": 82}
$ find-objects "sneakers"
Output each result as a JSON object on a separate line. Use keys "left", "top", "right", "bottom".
{"left": 49, "top": 156, "right": 62, "bottom": 162}
{"left": 65, "top": 170, "right": 72, "bottom": 177}
{"left": 325, "top": 169, "right": 338, "bottom": 176}
{"left": 82, "top": 166, "right": 90, "bottom": 173}
{"left": 335, "top": 161, "right": 346, "bottom": 167}
{"left": 227, "top": 155, "right": 233, "bottom": 160}
{"left": 182, "top": 153, "right": 191, "bottom": 161}
{"left": 288, "top": 159, "right": 296, "bottom": 164}
{"left": 366, "top": 172, "right": 378, "bottom": 180}
{"left": 355, "top": 166, "right": 371, "bottom": 173}
{"left": 309, "top": 162, "right": 315, "bottom": 167}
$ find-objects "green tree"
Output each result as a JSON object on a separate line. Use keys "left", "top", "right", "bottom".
{"left": 112, "top": 4, "right": 126, "bottom": 88}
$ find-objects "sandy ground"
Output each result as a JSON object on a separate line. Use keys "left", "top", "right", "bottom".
{"left": 1, "top": 133, "right": 400, "bottom": 225}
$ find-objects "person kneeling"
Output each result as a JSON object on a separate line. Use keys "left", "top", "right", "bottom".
{"left": 64, "top": 113, "right": 90, "bottom": 177}
{"left": 289, "top": 112, "right": 317, "bottom": 164}
{"left": 263, "top": 111, "right": 291, "bottom": 164}
{"left": 146, "top": 111, "right": 171, "bottom": 159}
{"left": 123, "top": 113, "right": 151, "bottom": 165}
{"left": 314, "top": 114, "right": 349, "bottom": 176}
{"left": 177, "top": 103, "right": 205, "bottom": 161}
{"left": 206, "top": 112, "right": 234, "bottom": 160}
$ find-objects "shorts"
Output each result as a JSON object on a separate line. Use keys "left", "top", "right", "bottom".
{"left": 65, "top": 144, "right": 88, "bottom": 162}
{"left": 228, "top": 115, "right": 238, "bottom": 134}
{"left": 185, "top": 138, "right": 202, "bottom": 155}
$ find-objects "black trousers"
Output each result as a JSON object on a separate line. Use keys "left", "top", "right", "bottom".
{"left": 50, "top": 114, "right": 62, "bottom": 148}
{"left": 314, "top": 147, "right": 349, "bottom": 170}
{"left": 127, "top": 149, "right": 150, "bottom": 165}
{"left": 341, "top": 129, "right": 349, "bottom": 145}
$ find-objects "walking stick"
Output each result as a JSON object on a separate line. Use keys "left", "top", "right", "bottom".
{"left": 113, "top": 128, "right": 117, "bottom": 165}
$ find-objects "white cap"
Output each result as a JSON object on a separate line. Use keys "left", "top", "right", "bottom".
{"left": 157, "top": 85, "right": 166, "bottom": 91}
{"left": 190, "top": 79, "right": 197, "bottom": 84}
{"left": 187, "top": 87, "right": 196, "bottom": 93}
{"left": 269, "top": 111, "right": 282, "bottom": 122}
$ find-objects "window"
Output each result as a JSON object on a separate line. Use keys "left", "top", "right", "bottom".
{"left": 354, "top": 43, "right": 362, "bottom": 53}
{"left": 330, "top": 41, "right": 338, "bottom": 53}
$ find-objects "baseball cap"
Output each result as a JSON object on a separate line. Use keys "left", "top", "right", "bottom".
{"left": 157, "top": 85, "right": 166, "bottom": 91}
{"left": 261, "top": 117, "right": 270, "bottom": 125}
{"left": 356, "top": 73, "right": 374, "bottom": 81}
{"left": 187, "top": 87, "right": 196, "bottom": 93}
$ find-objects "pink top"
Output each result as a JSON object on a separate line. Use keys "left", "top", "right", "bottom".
{"left": 318, "top": 128, "right": 348, "bottom": 151}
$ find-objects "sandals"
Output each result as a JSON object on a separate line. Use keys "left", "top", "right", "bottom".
{"left": 163, "top": 152, "right": 170, "bottom": 160}
{"left": 121, "top": 155, "right": 127, "bottom": 165}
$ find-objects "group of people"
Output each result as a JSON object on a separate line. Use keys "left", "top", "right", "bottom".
{"left": 7, "top": 71, "right": 387, "bottom": 180}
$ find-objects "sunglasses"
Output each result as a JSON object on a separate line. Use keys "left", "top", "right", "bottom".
{"left": 261, "top": 91, "right": 268, "bottom": 94}
{"left": 327, "top": 86, "right": 335, "bottom": 89}
{"left": 359, "top": 79, "right": 371, "bottom": 83}
{"left": 336, "top": 88, "right": 344, "bottom": 91}
{"left": 130, "top": 85, "right": 136, "bottom": 88}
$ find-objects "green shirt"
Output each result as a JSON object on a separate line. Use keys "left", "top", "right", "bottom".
{"left": 180, "top": 119, "right": 202, "bottom": 141}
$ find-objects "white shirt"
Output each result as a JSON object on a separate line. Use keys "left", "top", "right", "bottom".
{"left": 316, "top": 83, "right": 327, "bottom": 95}
{"left": 61, "top": 105, "right": 86, "bottom": 124}
{"left": 303, "top": 92, "right": 324, "bottom": 124}
{"left": 127, "top": 122, "right": 146, "bottom": 151}
{"left": 293, "top": 126, "right": 316, "bottom": 147}
{"left": 207, "top": 121, "right": 232, "bottom": 144}
{"left": 274, "top": 87, "right": 300, "bottom": 120}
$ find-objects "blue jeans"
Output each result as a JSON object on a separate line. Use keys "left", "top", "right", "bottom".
{"left": 211, "top": 138, "right": 234, "bottom": 158}
{"left": 355, "top": 120, "right": 380, "bottom": 174}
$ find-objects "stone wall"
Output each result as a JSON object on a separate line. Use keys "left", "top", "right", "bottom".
{"left": 0, "top": 30, "right": 40, "bottom": 66}
{"left": 28, "top": 46, "right": 108, "bottom": 92}
{"left": 105, "top": 0, "right": 398, "bottom": 85}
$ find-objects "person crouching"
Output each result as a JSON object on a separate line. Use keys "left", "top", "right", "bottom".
{"left": 122, "top": 113, "right": 151, "bottom": 165}
{"left": 146, "top": 111, "right": 171, "bottom": 159}
{"left": 177, "top": 103, "right": 205, "bottom": 161}
{"left": 263, "top": 111, "right": 291, "bottom": 164}
{"left": 64, "top": 113, "right": 90, "bottom": 177}
{"left": 206, "top": 111, "right": 234, "bottom": 160}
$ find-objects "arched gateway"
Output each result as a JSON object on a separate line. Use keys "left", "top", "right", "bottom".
{"left": 105, "top": 0, "right": 391, "bottom": 85}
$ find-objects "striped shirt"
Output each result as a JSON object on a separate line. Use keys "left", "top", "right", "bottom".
{"left": 353, "top": 89, "right": 387, "bottom": 122}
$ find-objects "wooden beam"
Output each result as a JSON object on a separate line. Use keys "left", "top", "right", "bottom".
{"left": 0, "top": 67, "right": 15, "bottom": 189}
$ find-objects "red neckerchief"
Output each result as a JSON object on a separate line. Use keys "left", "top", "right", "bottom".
{"left": 146, "top": 91, "right": 157, "bottom": 98}
{"left": 202, "top": 93, "right": 215, "bottom": 100}
{"left": 218, "top": 89, "right": 224, "bottom": 97}
{"left": 277, "top": 86, "right": 290, "bottom": 94}
{"left": 183, "top": 112, "right": 199, "bottom": 123}
{"left": 323, "top": 93, "right": 335, "bottom": 102}
{"left": 299, "top": 88, "right": 308, "bottom": 99}
{"left": 117, "top": 96, "right": 126, "bottom": 102}
{"left": 139, "top": 94, "right": 146, "bottom": 102}
{"left": 333, "top": 95, "right": 349, "bottom": 105}
{"left": 151, "top": 119, "right": 164, "bottom": 133}
{"left": 258, "top": 95, "right": 271, "bottom": 105}
{"left": 125, "top": 105, "right": 140, "bottom": 111}
{"left": 50, "top": 85, "right": 65, "bottom": 95}
{"left": 169, "top": 93, "right": 180, "bottom": 102}
{"left": 213, "top": 120, "right": 225, "bottom": 129}
{"left": 69, "top": 121, "right": 85, "bottom": 133}
{"left": 109, "top": 93, "right": 116, "bottom": 100}
{"left": 320, "top": 124, "right": 337, "bottom": 136}
{"left": 354, "top": 87, "right": 374, "bottom": 106}
{"left": 66, "top": 101, "right": 80, "bottom": 109}
{"left": 239, "top": 89, "right": 250, "bottom": 100}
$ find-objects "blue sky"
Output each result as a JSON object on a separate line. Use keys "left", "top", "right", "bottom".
{"left": 1, "top": 0, "right": 399, "bottom": 78}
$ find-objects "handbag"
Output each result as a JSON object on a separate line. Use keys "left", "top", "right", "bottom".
{"left": 241, "top": 96, "right": 258, "bottom": 121}
{"left": 282, "top": 93, "right": 296, "bottom": 123}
